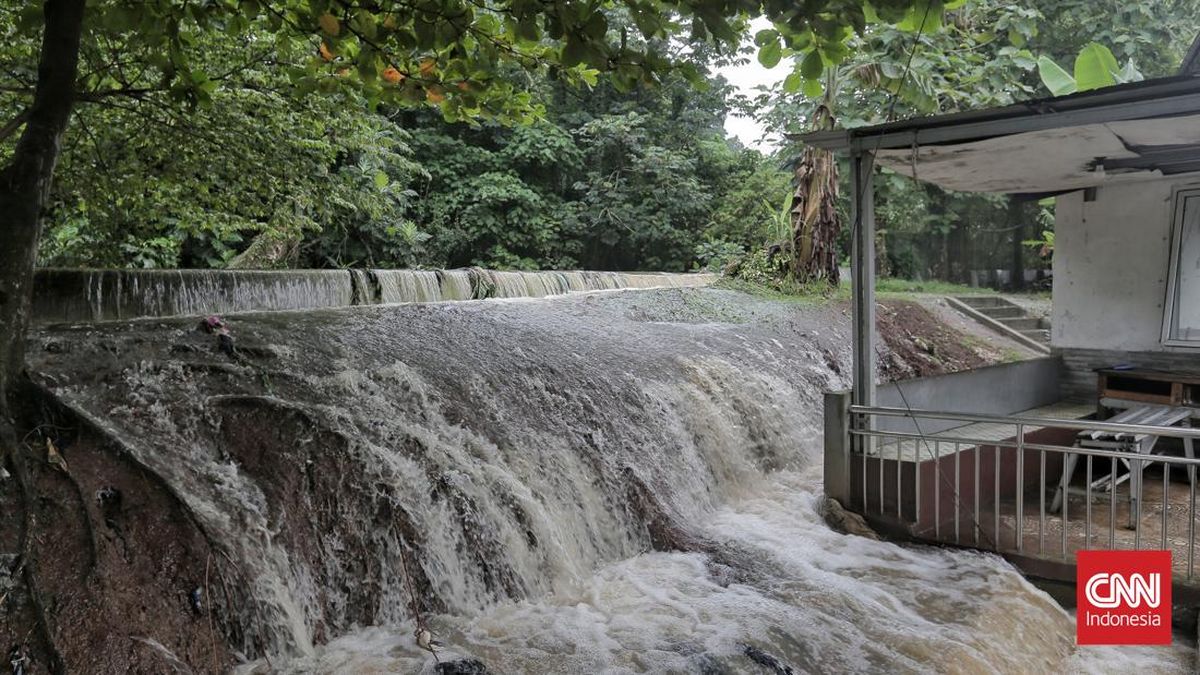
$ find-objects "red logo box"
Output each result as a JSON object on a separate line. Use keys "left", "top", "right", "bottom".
{"left": 1076, "top": 550, "right": 1172, "bottom": 645}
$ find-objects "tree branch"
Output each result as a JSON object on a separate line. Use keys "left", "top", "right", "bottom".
{"left": 0, "top": 107, "right": 30, "bottom": 143}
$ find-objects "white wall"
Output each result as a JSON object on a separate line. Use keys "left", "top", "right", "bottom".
{"left": 1052, "top": 175, "right": 1200, "bottom": 351}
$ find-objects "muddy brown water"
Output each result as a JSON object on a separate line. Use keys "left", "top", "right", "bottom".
{"left": 3, "top": 288, "right": 1192, "bottom": 673}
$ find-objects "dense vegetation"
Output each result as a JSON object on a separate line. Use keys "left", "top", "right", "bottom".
{"left": 35, "top": 42, "right": 787, "bottom": 272}
{"left": 10, "top": 1, "right": 1195, "bottom": 280}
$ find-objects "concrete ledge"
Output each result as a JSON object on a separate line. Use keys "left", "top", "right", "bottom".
{"left": 875, "top": 357, "right": 1066, "bottom": 435}
{"left": 31, "top": 268, "right": 717, "bottom": 324}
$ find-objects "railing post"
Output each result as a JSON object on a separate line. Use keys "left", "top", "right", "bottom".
{"left": 824, "top": 391, "right": 853, "bottom": 507}
{"left": 847, "top": 405, "right": 1200, "bottom": 564}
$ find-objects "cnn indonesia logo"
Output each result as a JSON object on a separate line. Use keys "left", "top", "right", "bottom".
{"left": 1076, "top": 550, "right": 1171, "bottom": 645}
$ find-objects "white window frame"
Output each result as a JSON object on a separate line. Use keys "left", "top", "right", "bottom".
{"left": 1161, "top": 185, "right": 1200, "bottom": 348}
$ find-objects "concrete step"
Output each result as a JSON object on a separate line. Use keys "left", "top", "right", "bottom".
{"left": 977, "top": 306, "right": 1025, "bottom": 319}
{"left": 1021, "top": 328, "right": 1051, "bottom": 343}
{"left": 997, "top": 316, "right": 1043, "bottom": 331}
{"left": 955, "top": 295, "right": 1013, "bottom": 309}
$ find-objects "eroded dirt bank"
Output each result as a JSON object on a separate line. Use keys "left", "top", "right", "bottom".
{"left": 1, "top": 289, "right": 1023, "bottom": 673}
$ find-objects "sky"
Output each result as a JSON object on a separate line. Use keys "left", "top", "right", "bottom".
{"left": 714, "top": 17, "right": 787, "bottom": 152}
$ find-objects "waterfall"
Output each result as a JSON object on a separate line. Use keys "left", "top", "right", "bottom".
{"left": 438, "top": 270, "right": 474, "bottom": 301}
{"left": 31, "top": 269, "right": 718, "bottom": 323}
{"left": 375, "top": 270, "right": 444, "bottom": 303}
{"left": 33, "top": 269, "right": 355, "bottom": 323}
{"left": 28, "top": 288, "right": 1186, "bottom": 673}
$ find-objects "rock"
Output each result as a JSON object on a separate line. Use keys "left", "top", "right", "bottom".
{"left": 694, "top": 653, "right": 734, "bottom": 675}
{"left": 435, "top": 658, "right": 489, "bottom": 674}
{"left": 817, "top": 496, "right": 880, "bottom": 540}
{"left": 741, "top": 644, "right": 795, "bottom": 675}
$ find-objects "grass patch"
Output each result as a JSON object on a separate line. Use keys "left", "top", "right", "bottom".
{"left": 717, "top": 275, "right": 989, "bottom": 301}
{"left": 874, "top": 278, "right": 995, "bottom": 295}
{"left": 712, "top": 277, "right": 847, "bottom": 304}
{"left": 716, "top": 275, "right": 1046, "bottom": 304}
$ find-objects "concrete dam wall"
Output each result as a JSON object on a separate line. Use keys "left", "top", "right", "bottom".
{"left": 30, "top": 268, "right": 717, "bottom": 324}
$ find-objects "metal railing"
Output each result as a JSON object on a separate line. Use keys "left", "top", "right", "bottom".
{"left": 848, "top": 404, "right": 1200, "bottom": 578}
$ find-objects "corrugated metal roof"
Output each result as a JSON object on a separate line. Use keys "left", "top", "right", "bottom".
{"left": 793, "top": 75, "right": 1200, "bottom": 152}
{"left": 793, "top": 74, "right": 1200, "bottom": 193}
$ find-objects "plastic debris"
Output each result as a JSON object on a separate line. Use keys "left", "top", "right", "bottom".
{"left": 199, "top": 315, "right": 236, "bottom": 356}
{"left": 416, "top": 627, "right": 441, "bottom": 654}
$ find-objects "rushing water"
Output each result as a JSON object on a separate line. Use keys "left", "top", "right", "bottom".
{"left": 31, "top": 268, "right": 715, "bottom": 323}
{"left": 29, "top": 288, "right": 1193, "bottom": 673}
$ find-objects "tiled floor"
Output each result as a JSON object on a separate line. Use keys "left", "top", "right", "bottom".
{"left": 869, "top": 399, "right": 1096, "bottom": 461}
{"left": 930, "top": 465, "right": 1200, "bottom": 580}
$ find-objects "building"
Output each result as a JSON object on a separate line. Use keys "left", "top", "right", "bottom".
{"left": 802, "top": 52, "right": 1200, "bottom": 601}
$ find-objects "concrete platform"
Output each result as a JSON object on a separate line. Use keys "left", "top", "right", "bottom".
{"left": 866, "top": 399, "right": 1095, "bottom": 461}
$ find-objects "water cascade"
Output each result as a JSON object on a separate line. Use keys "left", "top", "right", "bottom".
{"left": 375, "top": 269, "right": 444, "bottom": 304}
{"left": 23, "top": 288, "right": 1190, "bottom": 673}
{"left": 30, "top": 268, "right": 716, "bottom": 324}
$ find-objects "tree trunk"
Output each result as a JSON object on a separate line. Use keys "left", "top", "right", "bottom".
{"left": 790, "top": 102, "right": 840, "bottom": 286}
{"left": 790, "top": 146, "right": 841, "bottom": 284}
{"left": 0, "top": 0, "right": 86, "bottom": 430}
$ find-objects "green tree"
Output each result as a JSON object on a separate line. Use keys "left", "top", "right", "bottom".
{"left": 0, "top": 0, "right": 945, "bottom": 489}
{"left": 751, "top": 0, "right": 1041, "bottom": 284}
{"left": 1027, "top": 0, "right": 1199, "bottom": 79}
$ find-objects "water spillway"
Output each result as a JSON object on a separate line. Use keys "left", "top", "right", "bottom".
{"left": 17, "top": 289, "right": 1192, "bottom": 672}
{"left": 30, "top": 268, "right": 716, "bottom": 323}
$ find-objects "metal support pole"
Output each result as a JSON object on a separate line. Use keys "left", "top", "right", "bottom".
{"left": 850, "top": 151, "right": 877, "bottom": 422}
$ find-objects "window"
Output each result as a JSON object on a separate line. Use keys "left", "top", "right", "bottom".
{"left": 1164, "top": 187, "right": 1200, "bottom": 345}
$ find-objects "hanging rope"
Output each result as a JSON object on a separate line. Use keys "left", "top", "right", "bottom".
{"left": 398, "top": 542, "right": 439, "bottom": 663}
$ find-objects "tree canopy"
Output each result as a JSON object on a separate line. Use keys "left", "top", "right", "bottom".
{"left": 4, "top": 0, "right": 955, "bottom": 413}
{"left": 2, "top": 0, "right": 947, "bottom": 275}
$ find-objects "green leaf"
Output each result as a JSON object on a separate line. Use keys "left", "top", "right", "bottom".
{"left": 802, "top": 77, "right": 823, "bottom": 98}
{"left": 782, "top": 71, "right": 803, "bottom": 93}
{"left": 1073, "top": 42, "right": 1119, "bottom": 92}
{"left": 373, "top": 171, "right": 389, "bottom": 189}
{"left": 1037, "top": 55, "right": 1077, "bottom": 96}
{"left": 753, "top": 29, "right": 778, "bottom": 47}
{"left": 758, "top": 39, "right": 782, "bottom": 69}
{"left": 897, "top": 0, "right": 943, "bottom": 32}
{"left": 800, "top": 50, "right": 823, "bottom": 79}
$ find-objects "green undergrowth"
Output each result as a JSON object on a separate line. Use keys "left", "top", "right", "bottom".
{"left": 874, "top": 278, "right": 996, "bottom": 296}
{"left": 714, "top": 275, "right": 1054, "bottom": 312}
{"left": 712, "top": 277, "right": 848, "bottom": 305}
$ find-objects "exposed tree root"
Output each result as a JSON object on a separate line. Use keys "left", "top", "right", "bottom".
{"left": 8, "top": 379, "right": 243, "bottom": 671}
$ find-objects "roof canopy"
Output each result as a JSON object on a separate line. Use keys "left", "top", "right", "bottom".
{"left": 794, "top": 76, "right": 1200, "bottom": 195}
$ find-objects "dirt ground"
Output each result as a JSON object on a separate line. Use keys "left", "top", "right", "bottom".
{"left": 876, "top": 297, "right": 1036, "bottom": 381}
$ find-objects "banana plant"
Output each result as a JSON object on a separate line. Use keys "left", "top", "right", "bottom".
{"left": 1036, "top": 42, "right": 1142, "bottom": 96}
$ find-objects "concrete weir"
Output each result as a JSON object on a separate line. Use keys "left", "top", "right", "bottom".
{"left": 30, "top": 268, "right": 717, "bottom": 324}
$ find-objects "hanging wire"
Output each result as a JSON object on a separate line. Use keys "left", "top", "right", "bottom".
{"left": 848, "top": 1, "right": 998, "bottom": 548}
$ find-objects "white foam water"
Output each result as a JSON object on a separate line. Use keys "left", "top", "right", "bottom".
{"left": 31, "top": 289, "right": 1194, "bottom": 674}
{"left": 265, "top": 468, "right": 1192, "bottom": 674}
